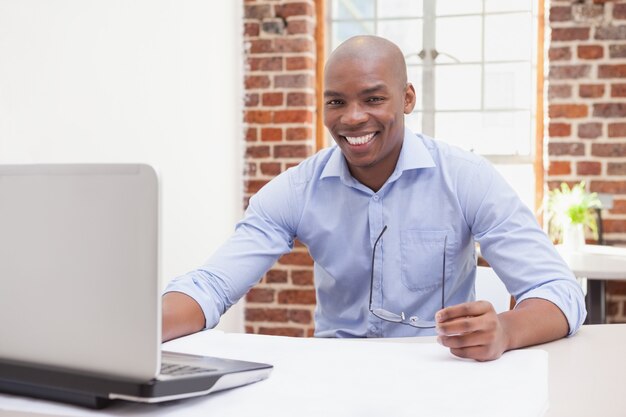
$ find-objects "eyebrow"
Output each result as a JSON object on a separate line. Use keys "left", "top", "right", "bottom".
{"left": 323, "top": 84, "right": 389, "bottom": 98}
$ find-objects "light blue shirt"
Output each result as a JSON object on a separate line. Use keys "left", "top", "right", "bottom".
{"left": 166, "top": 129, "right": 586, "bottom": 337}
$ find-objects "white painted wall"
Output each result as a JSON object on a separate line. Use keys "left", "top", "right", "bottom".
{"left": 0, "top": 0, "right": 245, "bottom": 332}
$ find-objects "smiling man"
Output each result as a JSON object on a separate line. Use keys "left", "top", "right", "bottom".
{"left": 162, "top": 36, "right": 586, "bottom": 361}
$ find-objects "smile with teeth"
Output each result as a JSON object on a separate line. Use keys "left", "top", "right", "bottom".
{"left": 344, "top": 132, "right": 376, "bottom": 146}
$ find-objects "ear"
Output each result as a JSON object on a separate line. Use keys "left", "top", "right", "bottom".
{"left": 403, "top": 83, "right": 417, "bottom": 114}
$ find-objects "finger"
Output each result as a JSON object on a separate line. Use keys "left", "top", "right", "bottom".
{"left": 436, "top": 313, "right": 498, "bottom": 336}
{"left": 435, "top": 300, "right": 493, "bottom": 323}
{"left": 449, "top": 345, "right": 503, "bottom": 362}
{"left": 438, "top": 329, "right": 496, "bottom": 349}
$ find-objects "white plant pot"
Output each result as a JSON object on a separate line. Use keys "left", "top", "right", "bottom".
{"left": 563, "top": 223, "right": 586, "bottom": 252}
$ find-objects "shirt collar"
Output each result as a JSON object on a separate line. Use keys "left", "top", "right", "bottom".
{"left": 320, "top": 128, "right": 436, "bottom": 182}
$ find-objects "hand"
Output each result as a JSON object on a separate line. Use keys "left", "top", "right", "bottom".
{"left": 435, "top": 301, "right": 510, "bottom": 362}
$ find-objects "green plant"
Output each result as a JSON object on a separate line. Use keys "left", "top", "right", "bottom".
{"left": 546, "top": 181, "right": 602, "bottom": 243}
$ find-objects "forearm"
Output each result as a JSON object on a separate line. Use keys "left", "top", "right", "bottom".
{"left": 162, "top": 291, "right": 206, "bottom": 342}
{"left": 500, "top": 298, "right": 569, "bottom": 351}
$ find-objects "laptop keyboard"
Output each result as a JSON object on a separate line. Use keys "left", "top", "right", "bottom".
{"left": 160, "top": 362, "right": 216, "bottom": 377}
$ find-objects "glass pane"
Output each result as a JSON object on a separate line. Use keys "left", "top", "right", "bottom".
{"left": 332, "top": 0, "right": 375, "bottom": 20}
{"left": 436, "top": 0, "right": 482, "bottom": 16}
{"left": 484, "top": 63, "right": 531, "bottom": 109}
{"left": 493, "top": 164, "right": 535, "bottom": 210}
{"left": 405, "top": 111, "right": 423, "bottom": 133}
{"left": 377, "top": 20, "right": 423, "bottom": 64}
{"left": 407, "top": 65, "right": 423, "bottom": 110}
{"left": 331, "top": 21, "right": 375, "bottom": 49}
{"left": 485, "top": 13, "right": 532, "bottom": 61}
{"left": 434, "top": 111, "right": 531, "bottom": 155}
{"left": 378, "top": 0, "right": 423, "bottom": 18}
{"left": 436, "top": 16, "right": 482, "bottom": 63}
{"left": 435, "top": 65, "right": 481, "bottom": 110}
{"left": 485, "top": 0, "right": 532, "bottom": 13}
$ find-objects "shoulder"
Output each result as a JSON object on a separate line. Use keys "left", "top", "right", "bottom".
{"left": 417, "top": 133, "right": 489, "bottom": 175}
{"left": 283, "top": 145, "right": 338, "bottom": 186}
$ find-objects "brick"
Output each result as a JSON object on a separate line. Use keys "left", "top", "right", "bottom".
{"left": 245, "top": 287, "right": 275, "bottom": 303}
{"left": 549, "top": 65, "right": 590, "bottom": 79}
{"left": 616, "top": 4, "right": 626, "bottom": 19}
{"left": 244, "top": 4, "right": 273, "bottom": 19}
{"left": 590, "top": 181, "right": 626, "bottom": 194}
{"left": 609, "top": 123, "right": 626, "bottom": 137}
{"left": 245, "top": 75, "right": 271, "bottom": 89}
{"left": 245, "top": 179, "right": 269, "bottom": 194}
{"left": 245, "top": 110, "right": 273, "bottom": 124}
{"left": 262, "top": 92, "right": 284, "bottom": 106}
{"left": 243, "top": 162, "right": 257, "bottom": 176}
{"left": 274, "top": 73, "right": 314, "bottom": 88}
{"left": 611, "top": 83, "right": 626, "bottom": 97}
{"left": 608, "top": 162, "right": 626, "bottom": 175}
{"left": 548, "top": 84, "right": 572, "bottom": 99}
{"left": 288, "top": 309, "right": 312, "bottom": 324}
{"left": 578, "top": 122, "right": 603, "bottom": 139}
{"left": 278, "top": 251, "right": 314, "bottom": 266}
{"left": 274, "top": 144, "right": 311, "bottom": 158}
{"left": 245, "top": 93, "right": 259, "bottom": 107}
{"left": 248, "top": 57, "right": 283, "bottom": 71}
{"left": 249, "top": 39, "right": 273, "bottom": 54}
{"left": 548, "top": 161, "right": 571, "bottom": 176}
{"left": 549, "top": 122, "right": 571, "bottom": 137}
{"left": 577, "top": 161, "right": 602, "bottom": 175}
{"left": 549, "top": 104, "right": 588, "bottom": 118}
{"left": 245, "top": 325, "right": 254, "bottom": 334}
{"left": 579, "top": 84, "right": 605, "bottom": 98}
{"left": 292, "top": 269, "right": 314, "bottom": 286}
{"left": 277, "top": 289, "right": 317, "bottom": 305}
{"left": 592, "top": 143, "right": 626, "bottom": 157}
{"left": 286, "top": 127, "right": 312, "bottom": 141}
{"left": 598, "top": 64, "right": 626, "bottom": 78}
{"left": 262, "top": 19, "right": 285, "bottom": 35}
{"left": 610, "top": 44, "right": 626, "bottom": 58}
{"left": 245, "top": 145, "right": 271, "bottom": 158}
{"left": 274, "top": 38, "right": 314, "bottom": 53}
{"left": 258, "top": 327, "right": 304, "bottom": 337}
{"left": 260, "top": 162, "right": 282, "bottom": 176}
{"left": 550, "top": 6, "right": 572, "bottom": 22}
{"left": 286, "top": 56, "right": 315, "bottom": 71}
{"left": 577, "top": 45, "right": 603, "bottom": 59}
{"left": 246, "top": 308, "right": 288, "bottom": 322}
{"left": 261, "top": 127, "right": 283, "bottom": 141}
{"left": 593, "top": 103, "right": 626, "bottom": 117}
{"left": 548, "top": 142, "right": 586, "bottom": 156}
{"left": 603, "top": 219, "right": 626, "bottom": 233}
{"left": 275, "top": 2, "right": 314, "bottom": 18}
{"left": 610, "top": 199, "right": 626, "bottom": 213}
{"left": 287, "top": 92, "right": 314, "bottom": 107}
{"left": 246, "top": 127, "right": 258, "bottom": 142}
{"left": 596, "top": 25, "right": 626, "bottom": 40}
{"left": 244, "top": 22, "right": 260, "bottom": 37}
{"left": 551, "top": 27, "right": 590, "bottom": 41}
{"left": 287, "top": 19, "right": 315, "bottom": 35}
{"left": 549, "top": 46, "right": 572, "bottom": 61}
{"left": 274, "top": 110, "right": 313, "bottom": 123}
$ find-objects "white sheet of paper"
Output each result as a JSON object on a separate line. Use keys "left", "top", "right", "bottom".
{"left": 0, "top": 331, "right": 548, "bottom": 417}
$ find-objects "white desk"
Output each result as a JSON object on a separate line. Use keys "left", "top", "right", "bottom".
{"left": 556, "top": 244, "right": 626, "bottom": 323}
{"left": 0, "top": 324, "right": 624, "bottom": 417}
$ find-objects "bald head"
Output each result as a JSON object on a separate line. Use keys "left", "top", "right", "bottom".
{"left": 325, "top": 36, "right": 408, "bottom": 88}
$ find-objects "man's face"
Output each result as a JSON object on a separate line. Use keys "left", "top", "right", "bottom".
{"left": 323, "top": 55, "right": 415, "bottom": 184}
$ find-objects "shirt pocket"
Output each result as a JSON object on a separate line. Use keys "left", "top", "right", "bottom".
{"left": 400, "top": 230, "right": 448, "bottom": 292}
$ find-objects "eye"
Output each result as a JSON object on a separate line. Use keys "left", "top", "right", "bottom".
{"left": 367, "top": 96, "right": 385, "bottom": 103}
{"left": 325, "top": 99, "right": 344, "bottom": 106}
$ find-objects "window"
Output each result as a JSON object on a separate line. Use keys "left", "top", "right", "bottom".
{"left": 328, "top": 0, "right": 538, "bottom": 209}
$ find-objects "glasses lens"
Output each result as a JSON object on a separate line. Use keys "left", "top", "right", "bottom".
{"left": 408, "top": 316, "right": 436, "bottom": 328}
{"left": 372, "top": 308, "right": 403, "bottom": 322}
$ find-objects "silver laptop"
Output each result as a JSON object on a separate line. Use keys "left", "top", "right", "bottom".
{"left": 0, "top": 164, "right": 271, "bottom": 408}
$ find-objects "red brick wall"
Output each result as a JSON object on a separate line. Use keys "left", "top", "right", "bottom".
{"left": 243, "top": 0, "right": 318, "bottom": 336}
{"left": 547, "top": 0, "right": 626, "bottom": 322}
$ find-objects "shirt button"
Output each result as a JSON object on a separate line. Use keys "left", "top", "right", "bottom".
{"left": 374, "top": 282, "right": 380, "bottom": 289}
{"left": 369, "top": 326, "right": 376, "bottom": 333}
{"left": 373, "top": 195, "right": 379, "bottom": 201}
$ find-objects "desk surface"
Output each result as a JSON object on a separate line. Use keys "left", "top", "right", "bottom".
{"left": 556, "top": 244, "right": 626, "bottom": 279}
{"left": 0, "top": 324, "right": 624, "bottom": 417}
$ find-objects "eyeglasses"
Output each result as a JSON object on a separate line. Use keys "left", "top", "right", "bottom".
{"left": 368, "top": 225, "right": 446, "bottom": 328}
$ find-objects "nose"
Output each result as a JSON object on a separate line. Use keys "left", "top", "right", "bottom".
{"left": 340, "top": 102, "right": 368, "bottom": 126}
